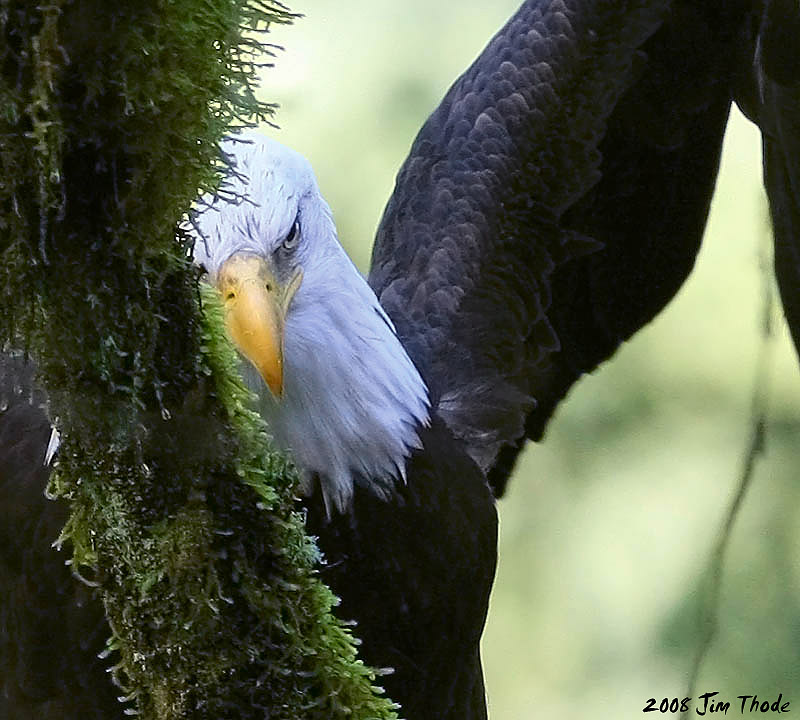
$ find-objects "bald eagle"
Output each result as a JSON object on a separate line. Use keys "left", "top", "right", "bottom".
{"left": 3, "top": 0, "right": 800, "bottom": 718}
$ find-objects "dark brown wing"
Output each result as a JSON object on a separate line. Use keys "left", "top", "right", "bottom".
{"left": 736, "top": 0, "right": 800, "bottom": 358}
{"left": 0, "top": 354, "right": 120, "bottom": 719}
{"left": 369, "top": 0, "right": 754, "bottom": 494}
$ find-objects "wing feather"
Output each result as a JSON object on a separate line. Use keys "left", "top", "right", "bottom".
{"left": 370, "top": 0, "right": 671, "bottom": 475}
{"left": 737, "top": 0, "right": 800, "bottom": 362}
{"left": 370, "top": 1, "right": 766, "bottom": 492}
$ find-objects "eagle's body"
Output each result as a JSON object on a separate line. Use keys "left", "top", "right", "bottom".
{"left": 2, "top": 0, "right": 800, "bottom": 718}
{"left": 193, "top": 133, "right": 499, "bottom": 717}
{"left": 304, "top": 417, "right": 496, "bottom": 718}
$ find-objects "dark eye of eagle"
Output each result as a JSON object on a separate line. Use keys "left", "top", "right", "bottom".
{"left": 282, "top": 217, "right": 300, "bottom": 251}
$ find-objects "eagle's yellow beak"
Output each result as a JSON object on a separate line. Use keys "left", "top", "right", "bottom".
{"left": 216, "top": 254, "right": 302, "bottom": 398}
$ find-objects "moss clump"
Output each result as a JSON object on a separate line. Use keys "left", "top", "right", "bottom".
{"left": 0, "top": 1, "right": 398, "bottom": 717}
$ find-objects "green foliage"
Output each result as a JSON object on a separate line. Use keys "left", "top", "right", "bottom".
{"left": 0, "top": 0, "right": 397, "bottom": 717}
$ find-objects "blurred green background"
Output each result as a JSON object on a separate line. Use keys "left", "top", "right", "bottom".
{"left": 258, "top": 2, "right": 800, "bottom": 717}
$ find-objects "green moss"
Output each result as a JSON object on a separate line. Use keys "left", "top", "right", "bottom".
{"left": 0, "top": 1, "right": 398, "bottom": 717}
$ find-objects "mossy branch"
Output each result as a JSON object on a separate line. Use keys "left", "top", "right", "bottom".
{"left": 0, "top": 1, "right": 397, "bottom": 717}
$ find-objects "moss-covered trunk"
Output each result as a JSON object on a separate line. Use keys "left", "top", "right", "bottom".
{"left": 0, "top": 1, "right": 396, "bottom": 717}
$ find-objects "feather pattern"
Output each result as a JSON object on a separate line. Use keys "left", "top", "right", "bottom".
{"left": 369, "top": 0, "right": 671, "bottom": 474}
{"left": 369, "top": 1, "right": 773, "bottom": 495}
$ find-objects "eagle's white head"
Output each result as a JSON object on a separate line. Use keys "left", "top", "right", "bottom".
{"left": 192, "top": 132, "right": 430, "bottom": 513}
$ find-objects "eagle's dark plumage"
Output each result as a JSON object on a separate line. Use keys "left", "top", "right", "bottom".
{"left": 303, "top": 417, "right": 497, "bottom": 718}
{"left": 0, "top": 356, "right": 117, "bottom": 719}
{"left": 2, "top": 1, "right": 799, "bottom": 718}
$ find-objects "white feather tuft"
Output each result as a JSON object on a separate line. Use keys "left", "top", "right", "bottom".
{"left": 44, "top": 426, "right": 60, "bottom": 466}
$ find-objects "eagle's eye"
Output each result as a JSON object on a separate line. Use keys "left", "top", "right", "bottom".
{"left": 282, "top": 217, "right": 301, "bottom": 251}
